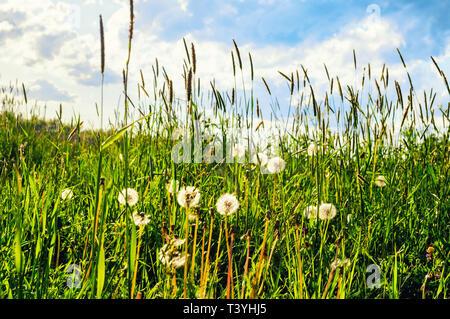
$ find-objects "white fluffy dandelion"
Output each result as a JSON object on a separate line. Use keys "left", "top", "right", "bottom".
{"left": 216, "top": 193, "right": 240, "bottom": 216}
{"left": 318, "top": 203, "right": 337, "bottom": 220}
{"left": 118, "top": 188, "right": 139, "bottom": 207}
{"left": 61, "top": 188, "right": 73, "bottom": 201}
{"left": 307, "top": 143, "right": 318, "bottom": 156}
{"left": 375, "top": 175, "right": 387, "bottom": 187}
{"left": 165, "top": 179, "right": 180, "bottom": 194}
{"left": 132, "top": 211, "right": 151, "bottom": 227}
{"left": 177, "top": 186, "right": 201, "bottom": 208}
{"left": 267, "top": 157, "right": 286, "bottom": 174}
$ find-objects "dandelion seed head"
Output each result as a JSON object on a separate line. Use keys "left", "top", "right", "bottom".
{"left": 61, "top": 188, "right": 73, "bottom": 201}
{"left": 132, "top": 211, "right": 150, "bottom": 227}
{"left": 177, "top": 186, "right": 201, "bottom": 208}
{"left": 375, "top": 175, "right": 387, "bottom": 187}
{"left": 307, "top": 143, "right": 318, "bottom": 156}
{"left": 118, "top": 188, "right": 139, "bottom": 207}
{"left": 267, "top": 156, "right": 286, "bottom": 174}
{"left": 318, "top": 203, "right": 337, "bottom": 220}
{"left": 216, "top": 193, "right": 240, "bottom": 216}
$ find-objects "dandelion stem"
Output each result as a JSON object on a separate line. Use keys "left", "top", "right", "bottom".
{"left": 130, "top": 225, "right": 144, "bottom": 298}
{"left": 183, "top": 207, "right": 190, "bottom": 298}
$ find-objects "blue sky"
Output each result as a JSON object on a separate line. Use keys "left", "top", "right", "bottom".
{"left": 0, "top": 0, "right": 448, "bottom": 129}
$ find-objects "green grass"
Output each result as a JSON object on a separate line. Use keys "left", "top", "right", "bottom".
{"left": 0, "top": 2, "right": 449, "bottom": 299}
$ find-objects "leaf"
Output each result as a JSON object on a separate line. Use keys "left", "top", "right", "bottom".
{"left": 97, "top": 244, "right": 106, "bottom": 299}
{"left": 14, "top": 230, "right": 23, "bottom": 275}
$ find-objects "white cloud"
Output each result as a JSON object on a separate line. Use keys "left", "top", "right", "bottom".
{"left": 0, "top": 0, "right": 447, "bottom": 132}
{"left": 177, "top": 0, "right": 189, "bottom": 12}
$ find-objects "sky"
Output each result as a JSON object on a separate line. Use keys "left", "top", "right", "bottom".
{"left": 0, "top": 0, "right": 449, "bottom": 130}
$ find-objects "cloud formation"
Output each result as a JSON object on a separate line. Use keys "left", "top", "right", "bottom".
{"left": 0, "top": 0, "right": 448, "bottom": 130}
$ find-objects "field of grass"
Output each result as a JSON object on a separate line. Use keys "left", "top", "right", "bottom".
{"left": 0, "top": 2, "right": 449, "bottom": 299}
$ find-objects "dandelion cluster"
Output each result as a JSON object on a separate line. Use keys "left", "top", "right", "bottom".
{"left": 232, "top": 144, "right": 246, "bottom": 160}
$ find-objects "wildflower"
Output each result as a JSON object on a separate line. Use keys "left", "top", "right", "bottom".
{"left": 267, "top": 156, "right": 286, "bottom": 174}
{"left": 251, "top": 152, "right": 268, "bottom": 166}
{"left": 119, "top": 153, "right": 123, "bottom": 161}
{"left": 165, "top": 179, "right": 180, "bottom": 194}
{"left": 61, "top": 188, "right": 74, "bottom": 201}
{"left": 177, "top": 186, "right": 201, "bottom": 208}
{"left": 216, "top": 193, "right": 240, "bottom": 216}
{"left": 303, "top": 205, "right": 318, "bottom": 219}
{"left": 118, "top": 188, "right": 139, "bottom": 207}
{"left": 132, "top": 211, "right": 150, "bottom": 227}
{"left": 375, "top": 175, "right": 387, "bottom": 187}
{"left": 318, "top": 203, "right": 337, "bottom": 220}
{"left": 426, "top": 246, "right": 434, "bottom": 260}
{"left": 307, "top": 142, "right": 318, "bottom": 156}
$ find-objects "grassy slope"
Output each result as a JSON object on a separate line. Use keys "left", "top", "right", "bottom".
{"left": 0, "top": 101, "right": 448, "bottom": 298}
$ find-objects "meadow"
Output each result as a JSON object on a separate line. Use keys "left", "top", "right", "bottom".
{"left": 0, "top": 2, "right": 449, "bottom": 299}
